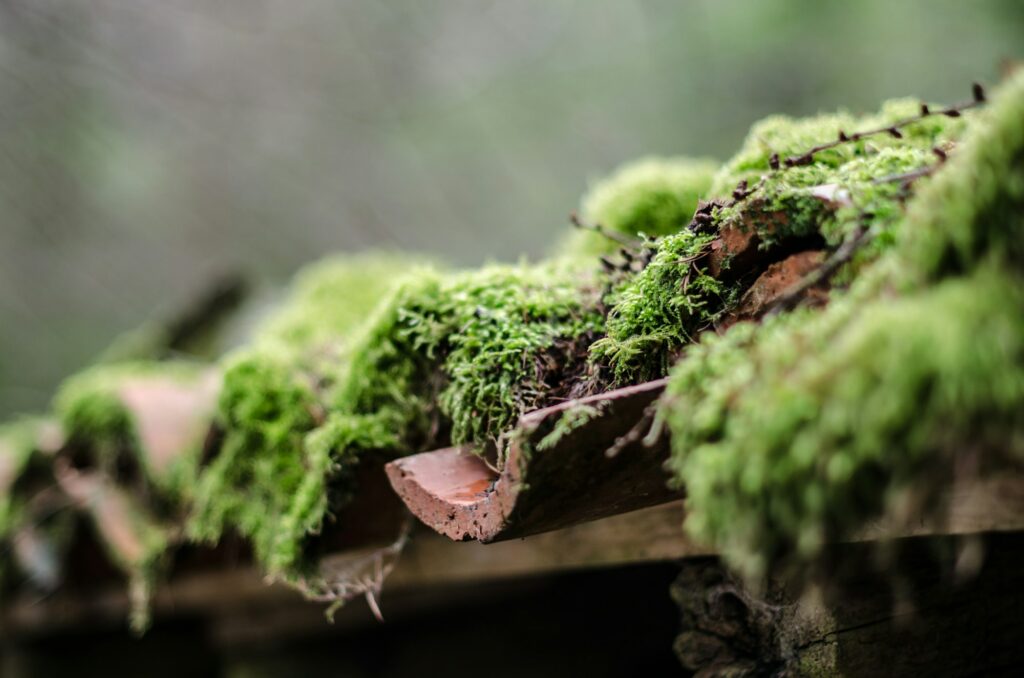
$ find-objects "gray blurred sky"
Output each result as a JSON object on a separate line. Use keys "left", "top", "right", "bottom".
{"left": 1, "top": 0, "right": 1022, "bottom": 416}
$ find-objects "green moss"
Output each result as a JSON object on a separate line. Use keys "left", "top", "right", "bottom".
{"left": 327, "top": 269, "right": 444, "bottom": 445}
{"left": 0, "top": 418, "right": 42, "bottom": 539}
{"left": 273, "top": 411, "right": 397, "bottom": 571}
{"left": 535, "top": 403, "right": 603, "bottom": 453}
{"left": 560, "top": 157, "right": 718, "bottom": 257}
{"left": 665, "top": 271, "right": 1024, "bottom": 579}
{"left": 706, "top": 98, "right": 973, "bottom": 279}
{"left": 187, "top": 255, "right": 424, "bottom": 576}
{"left": 705, "top": 98, "right": 970, "bottom": 276}
{"left": 897, "top": 71, "right": 1024, "bottom": 285}
{"left": 661, "top": 74, "right": 1024, "bottom": 580}
{"left": 257, "top": 253, "right": 419, "bottom": 362}
{"left": 3, "top": 78, "right": 1018, "bottom": 630}
{"left": 54, "top": 361, "right": 211, "bottom": 503}
{"left": 708, "top": 98, "right": 967, "bottom": 198}
{"left": 593, "top": 96, "right": 976, "bottom": 390}
{"left": 716, "top": 146, "right": 940, "bottom": 251}
{"left": 408, "top": 262, "right": 603, "bottom": 449}
{"left": 334, "top": 259, "right": 604, "bottom": 456}
{"left": 590, "top": 230, "right": 728, "bottom": 383}
{"left": 248, "top": 272, "right": 449, "bottom": 573}
{"left": 11, "top": 397, "right": 172, "bottom": 631}
{"left": 191, "top": 258, "right": 602, "bottom": 578}
{"left": 78, "top": 481, "right": 170, "bottom": 633}
{"left": 188, "top": 353, "right": 318, "bottom": 565}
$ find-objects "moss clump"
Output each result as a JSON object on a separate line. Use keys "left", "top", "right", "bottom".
{"left": 331, "top": 259, "right": 604, "bottom": 458}
{"left": 592, "top": 96, "right": 976, "bottom": 388}
{"left": 257, "top": 273, "right": 453, "bottom": 573}
{"left": 193, "top": 258, "right": 603, "bottom": 577}
{"left": 188, "top": 255, "right": 418, "bottom": 576}
{"left": 897, "top": 72, "right": 1024, "bottom": 285}
{"left": 47, "top": 363, "right": 177, "bottom": 632}
{"left": 708, "top": 98, "right": 967, "bottom": 198}
{"left": 272, "top": 411, "right": 399, "bottom": 572}
{"left": 257, "top": 253, "right": 420, "bottom": 363}
{"left": 53, "top": 361, "right": 212, "bottom": 503}
{"left": 400, "top": 262, "right": 604, "bottom": 449}
{"left": 706, "top": 100, "right": 972, "bottom": 278}
{"left": 560, "top": 157, "right": 718, "bottom": 257}
{"left": 717, "top": 146, "right": 943, "bottom": 251}
{"left": 707, "top": 98, "right": 970, "bottom": 268}
{"left": 665, "top": 271, "right": 1024, "bottom": 579}
{"left": 661, "top": 73, "right": 1024, "bottom": 580}
{"left": 188, "top": 353, "right": 319, "bottom": 569}
{"left": 590, "top": 230, "right": 728, "bottom": 383}
{"left": 3, "top": 78, "right": 1018, "bottom": 637}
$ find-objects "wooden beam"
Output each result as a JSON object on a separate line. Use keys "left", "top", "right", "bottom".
{"left": 5, "top": 467, "right": 1024, "bottom": 638}
{"left": 674, "top": 531, "right": 1024, "bottom": 676}
{"left": 0, "top": 501, "right": 698, "bottom": 636}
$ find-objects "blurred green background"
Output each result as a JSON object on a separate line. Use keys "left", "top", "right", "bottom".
{"left": 1, "top": 0, "right": 1022, "bottom": 418}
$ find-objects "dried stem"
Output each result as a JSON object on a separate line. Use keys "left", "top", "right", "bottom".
{"left": 289, "top": 514, "right": 413, "bottom": 622}
{"left": 570, "top": 211, "right": 644, "bottom": 250}
{"left": 871, "top": 165, "right": 938, "bottom": 186}
{"left": 605, "top": 401, "right": 658, "bottom": 458}
{"left": 779, "top": 83, "right": 985, "bottom": 168}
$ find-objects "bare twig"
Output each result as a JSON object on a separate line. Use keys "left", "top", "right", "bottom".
{"left": 605, "top": 401, "right": 658, "bottom": 458}
{"left": 871, "top": 165, "right": 940, "bottom": 187}
{"left": 570, "top": 211, "right": 644, "bottom": 250}
{"left": 680, "top": 83, "right": 983, "bottom": 241}
{"left": 780, "top": 84, "right": 985, "bottom": 168}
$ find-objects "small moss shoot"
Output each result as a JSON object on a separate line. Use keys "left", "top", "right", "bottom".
{"left": 535, "top": 403, "right": 603, "bottom": 453}
{"left": 83, "top": 483, "right": 170, "bottom": 634}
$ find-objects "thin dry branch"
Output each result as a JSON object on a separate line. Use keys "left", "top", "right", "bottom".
{"left": 778, "top": 84, "right": 985, "bottom": 168}
{"left": 569, "top": 211, "right": 644, "bottom": 250}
